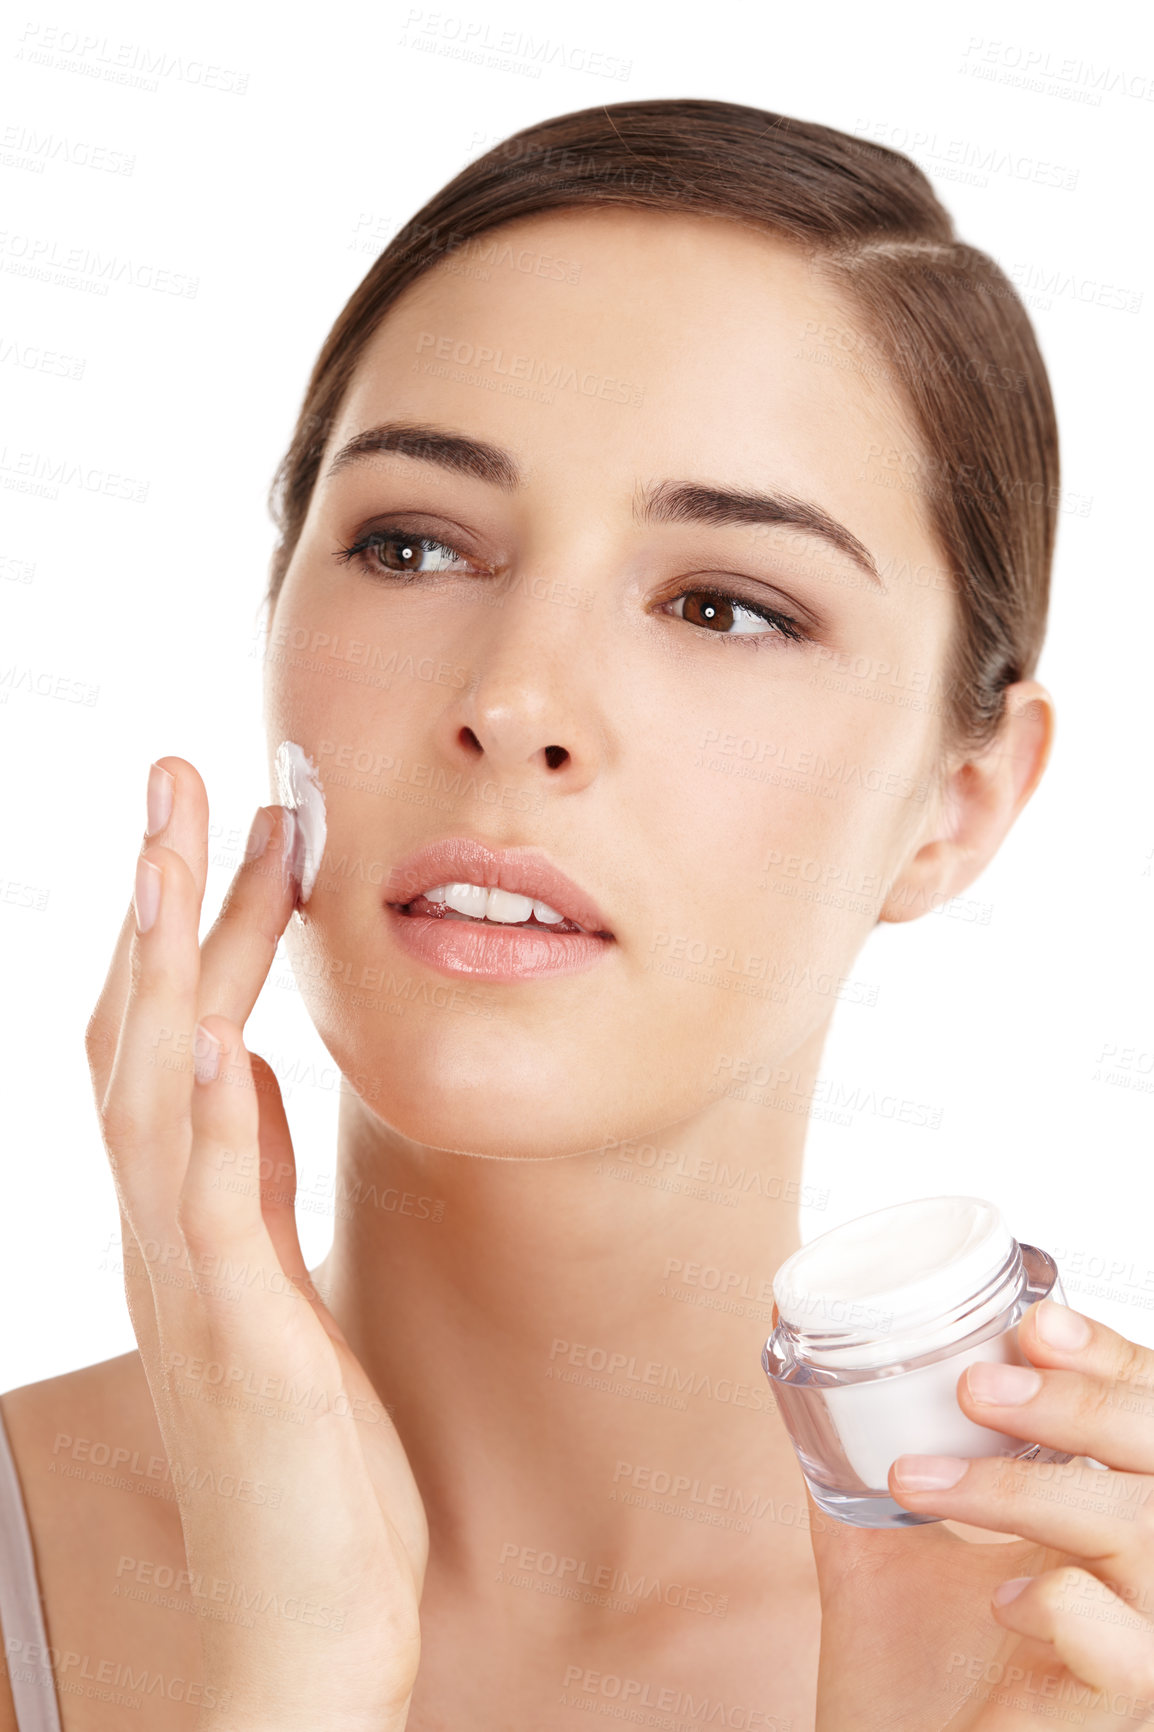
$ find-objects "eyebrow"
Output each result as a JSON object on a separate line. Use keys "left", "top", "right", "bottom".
{"left": 323, "top": 419, "right": 882, "bottom": 588}
{"left": 325, "top": 421, "right": 519, "bottom": 488}
{"left": 635, "top": 480, "right": 881, "bottom": 587}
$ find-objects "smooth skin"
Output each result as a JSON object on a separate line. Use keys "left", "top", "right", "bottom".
{"left": 4, "top": 207, "right": 1151, "bottom": 1729}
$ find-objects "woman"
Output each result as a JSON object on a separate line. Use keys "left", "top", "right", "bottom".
{"left": 2, "top": 98, "right": 1150, "bottom": 1730}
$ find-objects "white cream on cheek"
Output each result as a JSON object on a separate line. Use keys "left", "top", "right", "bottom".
{"left": 274, "top": 740, "right": 327, "bottom": 903}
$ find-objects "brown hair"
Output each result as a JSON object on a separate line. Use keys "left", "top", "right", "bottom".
{"left": 265, "top": 98, "right": 1058, "bottom": 757}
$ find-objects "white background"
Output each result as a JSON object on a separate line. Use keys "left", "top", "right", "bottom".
{"left": 2, "top": 0, "right": 1151, "bottom": 1390}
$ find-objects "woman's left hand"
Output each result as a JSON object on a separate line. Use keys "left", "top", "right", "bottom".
{"left": 808, "top": 1296, "right": 1154, "bottom": 1728}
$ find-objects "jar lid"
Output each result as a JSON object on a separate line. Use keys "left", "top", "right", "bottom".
{"left": 772, "top": 1195, "right": 1017, "bottom": 1361}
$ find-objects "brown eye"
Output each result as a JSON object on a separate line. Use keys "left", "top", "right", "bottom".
{"left": 666, "top": 587, "right": 807, "bottom": 643}
{"left": 379, "top": 536, "right": 422, "bottom": 571}
{"left": 373, "top": 533, "right": 465, "bottom": 574}
{"left": 682, "top": 591, "right": 735, "bottom": 632}
{"left": 335, "top": 528, "right": 478, "bottom": 581}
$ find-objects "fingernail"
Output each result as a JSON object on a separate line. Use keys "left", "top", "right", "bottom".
{"left": 993, "top": 1576, "right": 1032, "bottom": 1606}
{"left": 891, "top": 1454, "right": 969, "bottom": 1491}
{"left": 965, "top": 1361, "right": 1043, "bottom": 1406}
{"left": 134, "top": 857, "right": 161, "bottom": 933}
{"left": 245, "top": 807, "right": 275, "bottom": 862}
{"left": 145, "top": 762, "right": 174, "bottom": 837}
{"left": 1036, "top": 1300, "right": 1092, "bottom": 1351}
{"left": 193, "top": 1022, "right": 221, "bottom": 1085}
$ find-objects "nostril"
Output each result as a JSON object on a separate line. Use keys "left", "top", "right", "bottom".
{"left": 544, "top": 744, "right": 568, "bottom": 769}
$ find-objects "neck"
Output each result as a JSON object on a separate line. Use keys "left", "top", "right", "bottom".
{"left": 311, "top": 1019, "right": 830, "bottom": 1612}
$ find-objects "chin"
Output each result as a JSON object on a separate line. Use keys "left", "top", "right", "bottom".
{"left": 339, "top": 1059, "right": 617, "bottom": 1161}
{"left": 311, "top": 1006, "right": 712, "bottom": 1163}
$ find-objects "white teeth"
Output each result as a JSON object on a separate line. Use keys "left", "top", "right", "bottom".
{"left": 486, "top": 887, "right": 536, "bottom": 924}
{"left": 420, "top": 881, "right": 568, "bottom": 926}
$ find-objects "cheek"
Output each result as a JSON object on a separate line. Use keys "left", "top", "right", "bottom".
{"left": 263, "top": 581, "right": 423, "bottom": 835}
{"left": 630, "top": 692, "right": 925, "bottom": 1051}
{"left": 643, "top": 776, "right": 880, "bottom": 1040}
{"left": 264, "top": 607, "right": 382, "bottom": 743}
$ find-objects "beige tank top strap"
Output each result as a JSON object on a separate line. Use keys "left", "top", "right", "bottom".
{"left": 0, "top": 1402, "right": 62, "bottom": 1732}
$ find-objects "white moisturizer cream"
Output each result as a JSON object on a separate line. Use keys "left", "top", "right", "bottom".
{"left": 273, "top": 740, "right": 327, "bottom": 903}
{"left": 762, "top": 1195, "right": 1072, "bottom": 1528}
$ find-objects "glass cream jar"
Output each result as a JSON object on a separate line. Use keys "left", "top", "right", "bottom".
{"left": 761, "top": 1195, "right": 1073, "bottom": 1528}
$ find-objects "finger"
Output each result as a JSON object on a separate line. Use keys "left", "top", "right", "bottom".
{"left": 180, "top": 1015, "right": 277, "bottom": 1255}
{"left": 248, "top": 1053, "right": 352, "bottom": 1349}
{"left": 213, "top": 1046, "right": 427, "bottom": 1579}
{"left": 956, "top": 1358, "right": 1154, "bottom": 1481}
{"left": 102, "top": 843, "right": 202, "bottom": 1233}
{"left": 991, "top": 1564, "right": 1154, "bottom": 1708}
{"left": 250, "top": 1052, "right": 308, "bottom": 1281}
{"left": 944, "top": 1299, "right": 1154, "bottom": 1484}
{"left": 1003, "top": 1299, "right": 1154, "bottom": 1473}
{"left": 889, "top": 1450, "right": 1153, "bottom": 1591}
{"left": 117, "top": 1201, "right": 178, "bottom": 1432}
{"left": 87, "top": 758, "right": 210, "bottom": 1107}
{"left": 86, "top": 903, "right": 141, "bottom": 1111}
{"left": 196, "top": 807, "right": 299, "bottom": 1028}
{"left": 179, "top": 1017, "right": 358, "bottom": 1425}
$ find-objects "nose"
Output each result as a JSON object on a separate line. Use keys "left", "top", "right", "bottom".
{"left": 440, "top": 582, "right": 609, "bottom": 794}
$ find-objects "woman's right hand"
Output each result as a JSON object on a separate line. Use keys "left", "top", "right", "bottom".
{"left": 85, "top": 757, "right": 428, "bottom": 1732}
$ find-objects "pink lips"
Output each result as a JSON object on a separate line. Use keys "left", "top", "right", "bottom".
{"left": 384, "top": 837, "right": 613, "bottom": 935}
{"left": 383, "top": 836, "right": 615, "bottom": 983}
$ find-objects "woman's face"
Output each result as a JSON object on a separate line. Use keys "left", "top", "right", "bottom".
{"left": 264, "top": 206, "right": 958, "bottom": 1158}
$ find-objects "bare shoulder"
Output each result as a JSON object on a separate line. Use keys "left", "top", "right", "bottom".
{"left": 0, "top": 1353, "right": 205, "bottom": 1731}
{"left": 0, "top": 1349, "right": 178, "bottom": 1560}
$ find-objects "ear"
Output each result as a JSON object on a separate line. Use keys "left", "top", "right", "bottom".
{"left": 879, "top": 679, "right": 1054, "bottom": 925}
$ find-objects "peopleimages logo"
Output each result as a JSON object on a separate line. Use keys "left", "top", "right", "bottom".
{"left": 0, "top": 229, "right": 197, "bottom": 295}
{"left": 960, "top": 37, "right": 1154, "bottom": 104}
{"left": 397, "top": 11, "right": 631, "bottom": 81}
{"left": 852, "top": 119, "right": 1079, "bottom": 190}
{"left": 414, "top": 330, "right": 643, "bottom": 405}
{"left": 498, "top": 1542, "right": 728, "bottom": 1617}
{"left": 15, "top": 23, "right": 249, "bottom": 94}
{"left": 559, "top": 1664, "right": 789, "bottom": 1727}
{"left": 546, "top": 1337, "right": 770, "bottom": 1413}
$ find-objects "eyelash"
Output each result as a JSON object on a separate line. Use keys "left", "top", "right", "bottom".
{"left": 333, "top": 525, "right": 811, "bottom": 646}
